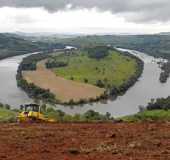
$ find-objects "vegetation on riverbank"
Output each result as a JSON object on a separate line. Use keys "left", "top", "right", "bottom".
{"left": 146, "top": 96, "right": 170, "bottom": 110}
{"left": 0, "top": 102, "right": 170, "bottom": 123}
{"left": 1, "top": 94, "right": 170, "bottom": 123}
{"left": 120, "top": 96, "right": 170, "bottom": 122}
{"left": 159, "top": 61, "right": 170, "bottom": 83}
{"left": 0, "top": 102, "right": 114, "bottom": 122}
{"left": 0, "top": 103, "right": 17, "bottom": 122}
{"left": 43, "top": 108, "right": 113, "bottom": 122}
{"left": 16, "top": 53, "right": 56, "bottom": 103}
{"left": 120, "top": 110, "right": 170, "bottom": 122}
{"left": 44, "top": 96, "right": 170, "bottom": 122}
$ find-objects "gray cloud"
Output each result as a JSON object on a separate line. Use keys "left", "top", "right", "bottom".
{"left": 0, "top": 0, "right": 170, "bottom": 22}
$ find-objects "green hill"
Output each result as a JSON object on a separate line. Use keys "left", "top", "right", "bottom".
{"left": 51, "top": 34, "right": 170, "bottom": 59}
{"left": 0, "top": 33, "right": 41, "bottom": 59}
{"left": 0, "top": 33, "right": 65, "bottom": 60}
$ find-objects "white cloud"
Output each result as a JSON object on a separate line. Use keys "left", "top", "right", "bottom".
{"left": 1, "top": 0, "right": 170, "bottom": 23}
{"left": 0, "top": 7, "right": 170, "bottom": 34}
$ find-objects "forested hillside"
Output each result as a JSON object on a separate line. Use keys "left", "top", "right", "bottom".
{"left": 0, "top": 33, "right": 64, "bottom": 59}
{"left": 5, "top": 34, "right": 170, "bottom": 59}
{"left": 54, "top": 34, "right": 170, "bottom": 59}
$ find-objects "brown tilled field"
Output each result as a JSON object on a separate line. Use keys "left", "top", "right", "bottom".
{"left": 0, "top": 122, "right": 169, "bottom": 160}
{"left": 22, "top": 60, "right": 105, "bottom": 103}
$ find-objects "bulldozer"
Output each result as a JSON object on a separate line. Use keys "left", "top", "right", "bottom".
{"left": 17, "top": 104, "right": 55, "bottom": 123}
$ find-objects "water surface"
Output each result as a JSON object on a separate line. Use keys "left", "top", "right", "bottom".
{"left": 0, "top": 54, "right": 33, "bottom": 107}
{"left": 0, "top": 49, "right": 169, "bottom": 117}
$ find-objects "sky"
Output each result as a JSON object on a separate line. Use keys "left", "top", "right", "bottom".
{"left": 1, "top": 0, "right": 170, "bottom": 34}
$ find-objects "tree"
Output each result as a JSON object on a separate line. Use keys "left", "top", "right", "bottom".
{"left": 84, "top": 78, "right": 88, "bottom": 83}
{"left": 41, "top": 104, "right": 47, "bottom": 112}
{"left": 70, "top": 76, "right": 74, "bottom": 80}
{"left": 96, "top": 80, "right": 105, "bottom": 88}
{"left": 105, "top": 112, "right": 111, "bottom": 120}
{"left": 87, "top": 46, "right": 110, "bottom": 59}
{"left": 4, "top": 104, "right": 11, "bottom": 110}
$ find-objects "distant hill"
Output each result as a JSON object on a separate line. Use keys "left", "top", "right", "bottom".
{"left": 0, "top": 33, "right": 40, "bottom": 59}
{"left": 7, "top": 32, "right": 170, "bottom": 60}
{"left": 0, "top": 33, "right": 65, "bottom": 60}
{"left": 51, "top": 34, "right": 170, "bottom": 59}
{"left": 157, "top": 32, "right": 170, "bottom": 35}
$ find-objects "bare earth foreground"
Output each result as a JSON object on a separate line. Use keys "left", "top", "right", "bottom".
{"left": 0, "top": 122, "right": 169, "bottom": 160}
{"left": 23, "top": 60, "right": 105, "bottom": 103}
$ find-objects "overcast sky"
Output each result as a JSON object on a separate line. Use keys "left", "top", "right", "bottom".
{"left": 1, "top": 0, "right": 170, "bottom": 34}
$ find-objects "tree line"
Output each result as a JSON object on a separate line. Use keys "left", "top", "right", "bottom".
{"left": 16, "top": 52, "right": 56, "bottom": 103}
{"left": 43, "top": 106, "right": 114, "bottom": 122}
{"left": 86, "top": 46, "right": 111, "bottom": 59}
{"left": 146, "top": 97, "right": 170, "bottom": 110}
{"left": 46, "top": 58, "right": 68, "bottom": 69}
{"left": 109, "top": 51, "right": 144, "bottom": 97}
{"left": 159, "top": 61, "right": 170, "bottom": 83}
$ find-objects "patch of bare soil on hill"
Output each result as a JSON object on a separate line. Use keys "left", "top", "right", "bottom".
{"left": 22, "top": 60, "right": 105, "bottom": 103}
{"left": 0, "top": 122, "right": 169, "bottom": 160}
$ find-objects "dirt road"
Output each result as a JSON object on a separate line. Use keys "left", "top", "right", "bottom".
{"left": 0, "top": 122, "right": 169, "bottom": 160}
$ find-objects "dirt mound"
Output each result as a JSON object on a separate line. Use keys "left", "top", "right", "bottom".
{"left": 0, "top": 122, "right": 169, "bottom": 160}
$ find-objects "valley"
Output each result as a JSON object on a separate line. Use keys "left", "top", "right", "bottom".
{"left": 0, "top": 1, "right": 170, "bottom": 160}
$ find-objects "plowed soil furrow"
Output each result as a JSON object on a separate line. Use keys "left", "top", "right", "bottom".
{"left": 0, "top": 122, "right": 169, "bottom": 160}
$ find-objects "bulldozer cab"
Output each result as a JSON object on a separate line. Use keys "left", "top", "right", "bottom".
{"left": 20, "top": 104, "right": 40, "bottom": 113}
{"left": 17, "top": 104, "right": 55, "bottom": 123}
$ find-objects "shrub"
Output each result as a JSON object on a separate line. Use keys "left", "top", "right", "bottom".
{"left": 84, "top": 78, "right": 88, "bottom": 83}
{"left": 96, "top": 80, "right": 105, "bottom": 88}
{"left": 68, "top": 99, "right": 75, "bottom": 105}
{"left": 4, "top": 104, "right": 11, "bottom": 110}
{"left": 86, "top": 46, "right": 110, "bottom": 59}
{"left": 70, "top": 77, "right": 74, "bottom": 80}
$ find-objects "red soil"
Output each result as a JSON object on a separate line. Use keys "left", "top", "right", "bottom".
{"left": 0, "top": 122, "right": 169, "bottom": 160}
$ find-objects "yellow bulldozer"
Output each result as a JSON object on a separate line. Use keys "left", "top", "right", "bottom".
{"left": 17, "top": 104, "right": 55, "bottom": 123}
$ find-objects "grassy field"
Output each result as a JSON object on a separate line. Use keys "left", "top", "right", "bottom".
{"left": 53, "top": 50, "right": 137, "bottom": 88}
{"left": 120, "top": 110, "right": 170, "bottom": 122}
{"left": 0, "top": 107, "right": 17, "bottom": 122}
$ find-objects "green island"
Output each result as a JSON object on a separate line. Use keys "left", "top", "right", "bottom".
{"left": 17, "top": 46, "right": 143, "bottom": 105}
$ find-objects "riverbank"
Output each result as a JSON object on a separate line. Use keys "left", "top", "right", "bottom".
{"left": 0, "top": 100, "right": 170, "bottom": 122}
{"left": 17, "top": 47, "right": 144, "bottom": 105}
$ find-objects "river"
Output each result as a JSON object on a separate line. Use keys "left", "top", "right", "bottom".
{"left": 0, "top": 53, "right": 34, "bottom": 107}
{"left": 0, "top": 49, "right": 169, "bottom": 117}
